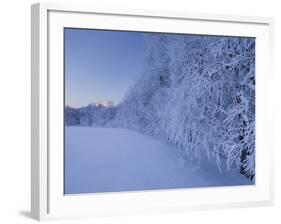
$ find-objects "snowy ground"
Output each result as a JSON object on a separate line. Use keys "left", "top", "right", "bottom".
{"left": 65, "top": 127, "right": 252, "bottom": 194}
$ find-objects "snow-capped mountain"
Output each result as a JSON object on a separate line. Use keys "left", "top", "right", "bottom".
{"left": 91, "top": 101, "right": 114, "bottom": 108}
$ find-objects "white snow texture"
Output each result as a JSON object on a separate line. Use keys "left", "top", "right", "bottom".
{"left": 65, "top": 127, "right": 251, "bottom": 194}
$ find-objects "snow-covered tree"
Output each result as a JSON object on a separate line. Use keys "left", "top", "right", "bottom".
{"left": 65, "top": 106, "right": 80, "bottom": 125}
{"left": 217, "top": 38, "right": 255, "bottom": 179}
{"left": 115, "top": 34, "right": 255, "bottom": 179}
{"left": 112, "top": 34, "right": 171, "bottom": 136}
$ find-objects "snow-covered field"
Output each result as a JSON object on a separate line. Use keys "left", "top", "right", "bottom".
{"left": 65, "top": 127, "right": 252, "bottom": 194}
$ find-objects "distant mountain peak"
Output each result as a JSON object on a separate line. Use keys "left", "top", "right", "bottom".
{"left": 88, "top": 101, "right": 115, "bottom": 108}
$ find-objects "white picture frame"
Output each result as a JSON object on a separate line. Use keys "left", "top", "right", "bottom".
{"left": 31, "top": 2, "right": 274, "bottom": 221}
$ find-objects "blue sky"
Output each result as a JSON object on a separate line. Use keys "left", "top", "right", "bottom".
{"left": 65, "top": 28, "right": 146, "bottom": 108}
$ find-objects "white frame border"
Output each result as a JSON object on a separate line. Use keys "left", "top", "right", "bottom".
{"left": 31, "top": 2, "right": 274, "bottom": 221}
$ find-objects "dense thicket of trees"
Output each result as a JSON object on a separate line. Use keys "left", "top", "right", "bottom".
{"left": 65, "top": 34, "right": 255, "bottom": 180}
{"left": 66, "top": 104, "right": 117, "bottom": 127}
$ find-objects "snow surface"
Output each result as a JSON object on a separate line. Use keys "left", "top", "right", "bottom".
{"left": 65, "top": 127, "right": 252, "bottom": 194}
